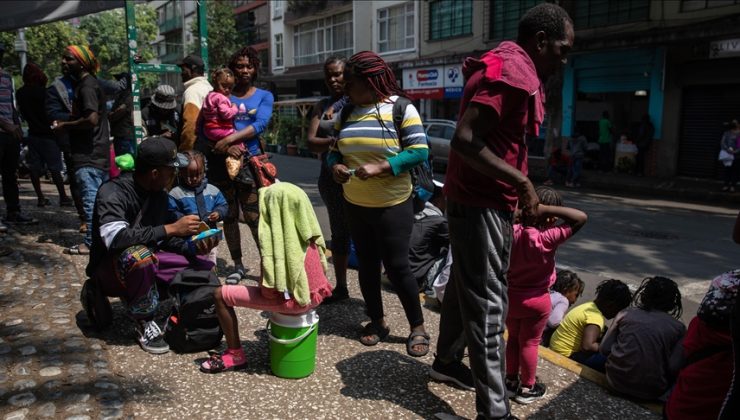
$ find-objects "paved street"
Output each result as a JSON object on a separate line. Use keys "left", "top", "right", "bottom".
{"left": 2, "top": 154, "right": 725, "bottom": 419}
{"left": 274, "top": 154, "right": 736, "bottom": 323}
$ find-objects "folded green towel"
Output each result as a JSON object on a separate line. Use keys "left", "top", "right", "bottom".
{"left": 258, "top": 182, "right": 327, "bottom": 306}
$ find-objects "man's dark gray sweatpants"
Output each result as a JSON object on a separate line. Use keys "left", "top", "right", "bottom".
{"left": 436, "top": 199, "right": 513, "bottom": 419}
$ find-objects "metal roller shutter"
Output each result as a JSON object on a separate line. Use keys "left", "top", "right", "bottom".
{"left": 678, "top": 85, "right": 740, "bottom": 178}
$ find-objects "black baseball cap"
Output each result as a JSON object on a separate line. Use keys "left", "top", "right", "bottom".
{"left": 137, "top": 137, "right": 189, "bottom": 168}
{"left": 177, "top": 54, "right": 205, "bottom": 70}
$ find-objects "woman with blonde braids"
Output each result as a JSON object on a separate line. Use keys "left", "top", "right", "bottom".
{"left": 327, "top": 51, "right": 431, "bottom": 357}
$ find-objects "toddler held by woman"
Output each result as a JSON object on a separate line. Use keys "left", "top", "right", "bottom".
{"left": 201, "top": 67, "right": 241, "bottom": 178}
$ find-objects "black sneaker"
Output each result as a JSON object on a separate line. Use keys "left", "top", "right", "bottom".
{"left": 3, "top": 213, "right": 38, "bottom": 225}
{"left": 505, "top": 376, "right": 520, "bottom": 399}
{"left": 430, "top": 358, "right": 475, "bottom": 391}
{"left": 514, "top": 379, "right": 547, "bottom": 404}
{"left": 136, "top": 319, "right": 170, "bottom": 354}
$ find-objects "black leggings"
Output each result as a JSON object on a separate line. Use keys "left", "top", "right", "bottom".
{"left": 345, "top": 198, "right": 424, "bottom": 327}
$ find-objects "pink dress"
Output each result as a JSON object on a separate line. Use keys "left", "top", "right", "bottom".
{"left": 220, "top": 242, "right": 333, "bottom": 314}
{"left": 202, "top": 91, "right": 238, "bottom": 143}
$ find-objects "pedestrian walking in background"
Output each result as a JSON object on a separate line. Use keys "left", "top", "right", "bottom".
{"left": 598, "top": 111, "right": 613, "bottom": 171}
{"left": 15, "top": 62, "right": 71, "bottom": 208}
{"left": 635, "top": 114, "right": 654, "bottom": 176}
{"left": 721, "top": 119, "right": 740, "bottom": 192}
{"left": 328, "top": 50, "right": 431, "bottom": 357}
{"left": 0, "top": 42, "right": 38, "bottom": 227}
{"left": 429, "top": 4, "right": 574, "bottom": 419}
{"left": 566, "top": 132, "right": 587, "bottom": 187}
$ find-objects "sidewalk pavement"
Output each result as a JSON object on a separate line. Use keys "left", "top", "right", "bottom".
{"left": 528, "top": 158, "right": 740, "bottom": 205}
{"left": 0, "top": 179, "right": 659, "bottom": 419}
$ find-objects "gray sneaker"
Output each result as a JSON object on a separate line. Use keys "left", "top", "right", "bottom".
{"left": 136, "top": 320, "right": 169, "bottom": 354}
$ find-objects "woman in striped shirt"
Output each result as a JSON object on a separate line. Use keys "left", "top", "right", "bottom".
{"left": 327, "top": 51, "right": 431, "bottom": 357}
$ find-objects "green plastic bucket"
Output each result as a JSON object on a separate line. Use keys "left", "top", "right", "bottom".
{"left": 267, "top": 310, "right": 319, "bottom": 379}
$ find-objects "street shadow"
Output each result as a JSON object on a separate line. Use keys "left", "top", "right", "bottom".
{"left": 336, "top": 349, "right": 457, "bottom": 419}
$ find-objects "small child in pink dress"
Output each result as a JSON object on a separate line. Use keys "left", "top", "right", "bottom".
{"left": 202, "top": 68, "right": 242, "bottom": 178}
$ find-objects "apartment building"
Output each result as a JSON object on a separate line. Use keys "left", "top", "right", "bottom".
{"left": 233, "top": 0, "right": 270, "bottom": 77}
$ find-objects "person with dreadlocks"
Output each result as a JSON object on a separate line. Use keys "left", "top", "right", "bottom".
{"left": 327, "top": 50, "right": 431, "bottom": 357}
{"left": 504, "top": 186, "right": 587, "bottom": 404}
{"left": 16, "top": 62, "right": 71, "bottom": 208}
{"left": 431, "top": 4, "right": 574, "bottom": 419}
{"left": 197, "top": 46, "right": 273, "bottom": 284}
{"left": 52, "top": 45, "right": 110, "bottom": 256}
{"left": 598, "top": 276, "right": 685, "bottom": 401}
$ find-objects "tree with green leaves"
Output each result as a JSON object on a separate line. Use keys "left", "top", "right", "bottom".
{"left": 0, "top": 3, "right": 158, "bottom": 91}
{"left": 191, "top": 0, "right": 240, "bottom": 69}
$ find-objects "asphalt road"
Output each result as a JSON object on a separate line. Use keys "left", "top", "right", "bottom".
{"left": 272, "top": 153, "right": 737, "bottom": 324}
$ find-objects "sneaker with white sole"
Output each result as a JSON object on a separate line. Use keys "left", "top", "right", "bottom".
{"left": 136, "top": 319, "right": 170, "bottom": 354}
{"left": 429, "top": 358, "right": 475, "bottom": 391}
{"left": 514, "top": 379, "right": 547, "bottom": 404}
{"left": 505, "top": 376, "right": 520, "bottom": 398}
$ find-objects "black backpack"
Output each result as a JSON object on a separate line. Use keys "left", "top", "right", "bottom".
{"left": 339, "top": 97, "right": 435, "bottom": 212}
{"left": 164, "top": 270, "right": 223, "bottom": 353}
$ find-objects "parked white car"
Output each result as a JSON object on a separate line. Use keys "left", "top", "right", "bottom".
{"left": 423, "top": 119, "right": 456, "bottom": 168}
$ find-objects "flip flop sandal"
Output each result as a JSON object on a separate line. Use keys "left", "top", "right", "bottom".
{"left": 64, "top": 244, "right": 90, "bottom": 255}
{"left": 407, "top": 331, "right": 431, "bottom": 357}
{"left": 359, "top": 321, "right": 391, "bottom": 346}
{"left": 200, "top": 353, "right": 247, "bottom": 374}
{"left": 225, "top": 265, "right": 247, "bottom": 285}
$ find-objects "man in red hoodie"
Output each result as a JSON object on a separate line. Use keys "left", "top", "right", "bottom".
{"left": 429, "top": 4, "right": 574, "bottom": 419}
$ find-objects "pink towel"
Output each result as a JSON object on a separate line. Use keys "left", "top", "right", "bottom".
{"left": 463, "top": 41, "right": 545, "bottom": 136}
{"left": 220, "top": 242, "right": 333, "bottom": 314}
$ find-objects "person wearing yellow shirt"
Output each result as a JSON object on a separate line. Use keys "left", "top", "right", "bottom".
{"left": 549, "top": 279, "right": 631, "bottom": 371}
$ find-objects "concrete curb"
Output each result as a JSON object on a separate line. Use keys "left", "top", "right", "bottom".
{"left": 537, "top": 345, "right": 664, "bottom": 416}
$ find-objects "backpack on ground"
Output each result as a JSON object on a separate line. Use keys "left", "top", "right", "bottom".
{"left": 80, "top": 278, "right": 113, "bottom": 331}
{"left": 164, "top": 269, "right": 223, "bottom": 353}
{"left": 339, "top": 96, "right": 435, "bottom": 212}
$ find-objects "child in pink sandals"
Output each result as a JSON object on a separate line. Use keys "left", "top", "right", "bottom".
{"left": 200, "top": 183, "right": 333, "bottom": 373}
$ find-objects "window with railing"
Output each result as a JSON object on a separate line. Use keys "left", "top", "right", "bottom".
{"left": 681, "top": 0, "right": 740, "bottom": 11}
{"left": 378, "top": 2, "right": 415, "bottom": 53}
{"left": 293, "top": 11, "right": 353, "bottom": 66}
{"left": 274, "top": 33, "right": 284, "bottom": 68}
{"left": 429, "top": 0, "right": 472, "bottom": 41}
{"left": 489, "top": 0, "right": 541, "bottom": 41}
{"left": 573, "top": 0, "right": 650, "bottom": 29}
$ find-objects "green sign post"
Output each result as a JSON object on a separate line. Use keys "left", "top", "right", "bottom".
{"left": 124, "top": 0, "right": 209, "bottom": 150}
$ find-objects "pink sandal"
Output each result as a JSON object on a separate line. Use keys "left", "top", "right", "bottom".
{"left": 200, "top": 351, "right": 247, "bottom": 374}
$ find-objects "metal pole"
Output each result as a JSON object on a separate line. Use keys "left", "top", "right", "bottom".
{"left": 197, "top": 0, "right": 209, "bottom": 76}
{"left": 15, "top": 28, "right": 27, "bottom": 72}
{"left": 124, "top": 0, "right": 143, "bottom": 150}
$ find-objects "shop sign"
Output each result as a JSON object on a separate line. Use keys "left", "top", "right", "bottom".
{"left": 710, "top": 38, "right": 740, "bottom": 58}
{"left": 403, "top": 64, "right": 463, "bottom": 99}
